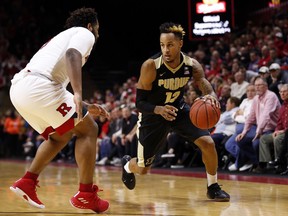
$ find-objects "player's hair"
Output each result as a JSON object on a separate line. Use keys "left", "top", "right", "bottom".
{"left": 159, "top": 22, "right": 185, "bottom": 40}
{"left": 64, "top": 7, "right": 98, "bottom": 29}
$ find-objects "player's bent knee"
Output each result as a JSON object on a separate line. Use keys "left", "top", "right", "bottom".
{"left": 194, "top": 137, "right": 216, "bottom": 154}
{"left": 49, "top": 132, "right": 72, "bottom": 146}
{"left": 195, "top": 136, "right": 215, "bottom": 147}
{"left": 74, "top": 115, "right": 98, "bottom": 137}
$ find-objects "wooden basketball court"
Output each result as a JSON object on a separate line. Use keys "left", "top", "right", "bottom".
{"left": 0, "top": 160, "right": 287, "bottom": 216}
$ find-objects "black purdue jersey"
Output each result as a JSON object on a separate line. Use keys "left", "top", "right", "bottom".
{"left": 148, "top": 52, "right": 194, "bottom": 109}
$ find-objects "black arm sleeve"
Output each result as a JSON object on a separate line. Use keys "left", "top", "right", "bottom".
{"left": 136, "top": 88, "right": 156, "bottom": 114}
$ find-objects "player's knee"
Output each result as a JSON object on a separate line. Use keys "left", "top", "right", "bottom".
{"left": 75, "top": 115, "right": 98, "bottom": 138}
{"left": 49, "top": 132, "right": 72, "bottom": 146}
{"left": 195, "top": 137, "right": 215, "bottom": 152}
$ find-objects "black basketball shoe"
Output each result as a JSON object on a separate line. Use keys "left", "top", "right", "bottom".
{"left": 207, "top": 183, "right": 230, "bottom": 202}
{"left": 121, "top": 155, "right": 136, "bottom": 190}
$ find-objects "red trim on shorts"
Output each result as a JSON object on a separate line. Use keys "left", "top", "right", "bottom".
{"left": 41, "top": 126, "right": 55, "bottom": 140}
{"left": 41, "top": 118, "right": 75, "bottom": 140}
{"left": 55, "top": 118, "right": 75, "bottom": 136}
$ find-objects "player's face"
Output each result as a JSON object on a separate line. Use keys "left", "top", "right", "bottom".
{"left": 160, "top": 33, "right": 182, "bottom": 63}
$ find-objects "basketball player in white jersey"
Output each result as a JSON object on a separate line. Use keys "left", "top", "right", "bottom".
{"left": 9, "top": 8, "right": 109, "bottom": 213}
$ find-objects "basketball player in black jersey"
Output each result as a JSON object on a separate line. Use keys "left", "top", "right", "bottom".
{"left": 121, "top": 22, "right": 230, "bottom": 201}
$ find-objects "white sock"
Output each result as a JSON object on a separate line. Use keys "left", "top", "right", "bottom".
{"left": 124, "top": 161, "right": 132, "bottom": 173}
{"left": 207, "top": 172, "right": 217, "bottom": 187}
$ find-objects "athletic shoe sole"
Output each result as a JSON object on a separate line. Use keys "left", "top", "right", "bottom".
{"left": 207, "top": 194, "right": 230, "bottom": 202}
{"left": 10, "top": 186, "right": 45, "bottom": 209}
{"left": 69, "top": 197, "right": 109, "bottom": 213}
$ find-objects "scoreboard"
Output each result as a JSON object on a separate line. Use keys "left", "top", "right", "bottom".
{"left": 187, "top": 0, "right": 235, "bottom": 40}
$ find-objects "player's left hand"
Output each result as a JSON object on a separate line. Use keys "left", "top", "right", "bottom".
{"left": 155, "top": 105, "right": 178, "bottom": 121}
{"left": 84, "top": 102, "right": 110, "bottom": 119}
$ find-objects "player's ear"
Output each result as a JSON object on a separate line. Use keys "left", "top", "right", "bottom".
{"left": 87, "top": 23, "right": 93, "bottom": 32}
{"left": 179, "top": 40, "right": 183, "bottom": 48}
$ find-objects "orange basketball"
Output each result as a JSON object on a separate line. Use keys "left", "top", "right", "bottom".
{"left": 189, "top": 98, "right": 221, "bottom": 129}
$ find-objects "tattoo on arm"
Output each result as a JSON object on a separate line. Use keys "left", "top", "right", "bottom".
{"left": 197, "top": 78, "right": 217, "bottom": 97}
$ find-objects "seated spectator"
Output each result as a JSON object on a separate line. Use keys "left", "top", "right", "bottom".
{"left": 156, "top": 132, "right": 203, "bottom": 168}
{"left": 218, "top": 84, "right": 231, "bottom": 113}
{"left": 247, "top": 50, "right": 260, "bottom": 73}
{"left": 238, "top": 77, "right": 280, "bottom": 172}
{"left": 225, "top": 78, "right": 280, "bottom": 172}
{"left": 95, "top": 115, "right": 110, "bottom": 161}
{"left": 239, "top": 64, "right": 257, "bottom": 83}
{"left": 211, "top": 76, "right": 224, "bottom": 98}
{"left": 211, "top": 96, "right": 240, "bottom": 168}
{"left": 258, "top": 84, "right": 288, "bottom": 173}
{"left": 158, "top": 132, "right": 187, "bottom": 168}
{"left": 96, "top": 106, "right": 123, "bottom": 165}
{"left": 258, "top": 66, "right": 271, "bottom": 82}
{"left": 278, "top": 130, "right": 288, "bottom": 176}
{"left": 120, "top": 105, "right": 138, "bottom": 158}
{"left": 268, "top": 47, "right": 281, "bottom": 66}
{"left": 184, "top": 89, "right": 200, "bottom": 106}
{"left": 225, "top": 84, "right": 256, "bottom": 171}
{"left": 258, "top": 45, "right": 271, "bottom": 67}
{"left": 22, "top": 137, "right": 35, "bottom": 161}
{"left": 230, "top": 71, "right": 249, "bottom": 100}
{"left": 205, "top": 59, "right": 221, "bottom": 82}
{"left": 100, "top": 105, "right": 138, "bottom": 166}
{"left": 268, "top": 63, "right": 288, "bottom": 101}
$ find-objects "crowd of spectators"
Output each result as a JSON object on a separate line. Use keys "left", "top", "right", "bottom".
{"left": 1, "top": 4, "right": 288, "bottom": 175}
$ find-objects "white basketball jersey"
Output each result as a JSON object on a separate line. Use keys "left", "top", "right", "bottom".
{"left": 22, "top": 27, "right": 95, "bottom": 86}
{"left": 10, "top": 27, "right": 95, "bottom": 137}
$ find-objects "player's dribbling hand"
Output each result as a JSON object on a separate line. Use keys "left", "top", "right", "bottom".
{"left": 201, "top": 95, "right": 220, "bottom": 109}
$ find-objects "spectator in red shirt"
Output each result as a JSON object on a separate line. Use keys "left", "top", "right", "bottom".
{"left": 258, "top": 45, "right": 271, "bottom": 67}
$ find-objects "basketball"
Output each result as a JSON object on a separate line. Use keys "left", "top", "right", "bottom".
{"left": 189, "top": 98, "right": 221, "bottom": 129}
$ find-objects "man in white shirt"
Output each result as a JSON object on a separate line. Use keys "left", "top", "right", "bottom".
{"left": 230, "top": 71, "right": 249, "bottom": 99}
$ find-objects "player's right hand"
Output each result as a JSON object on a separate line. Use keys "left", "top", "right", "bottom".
{"left": 155, "top": 105, "right": 178, "bottom": 121}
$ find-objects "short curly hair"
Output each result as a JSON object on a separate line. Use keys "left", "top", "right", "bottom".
{"left": 64, "top": 7, "right": 98, "bottom": 29}
{"left": 159, "top": 22, "right": 185, "bottom": 40}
